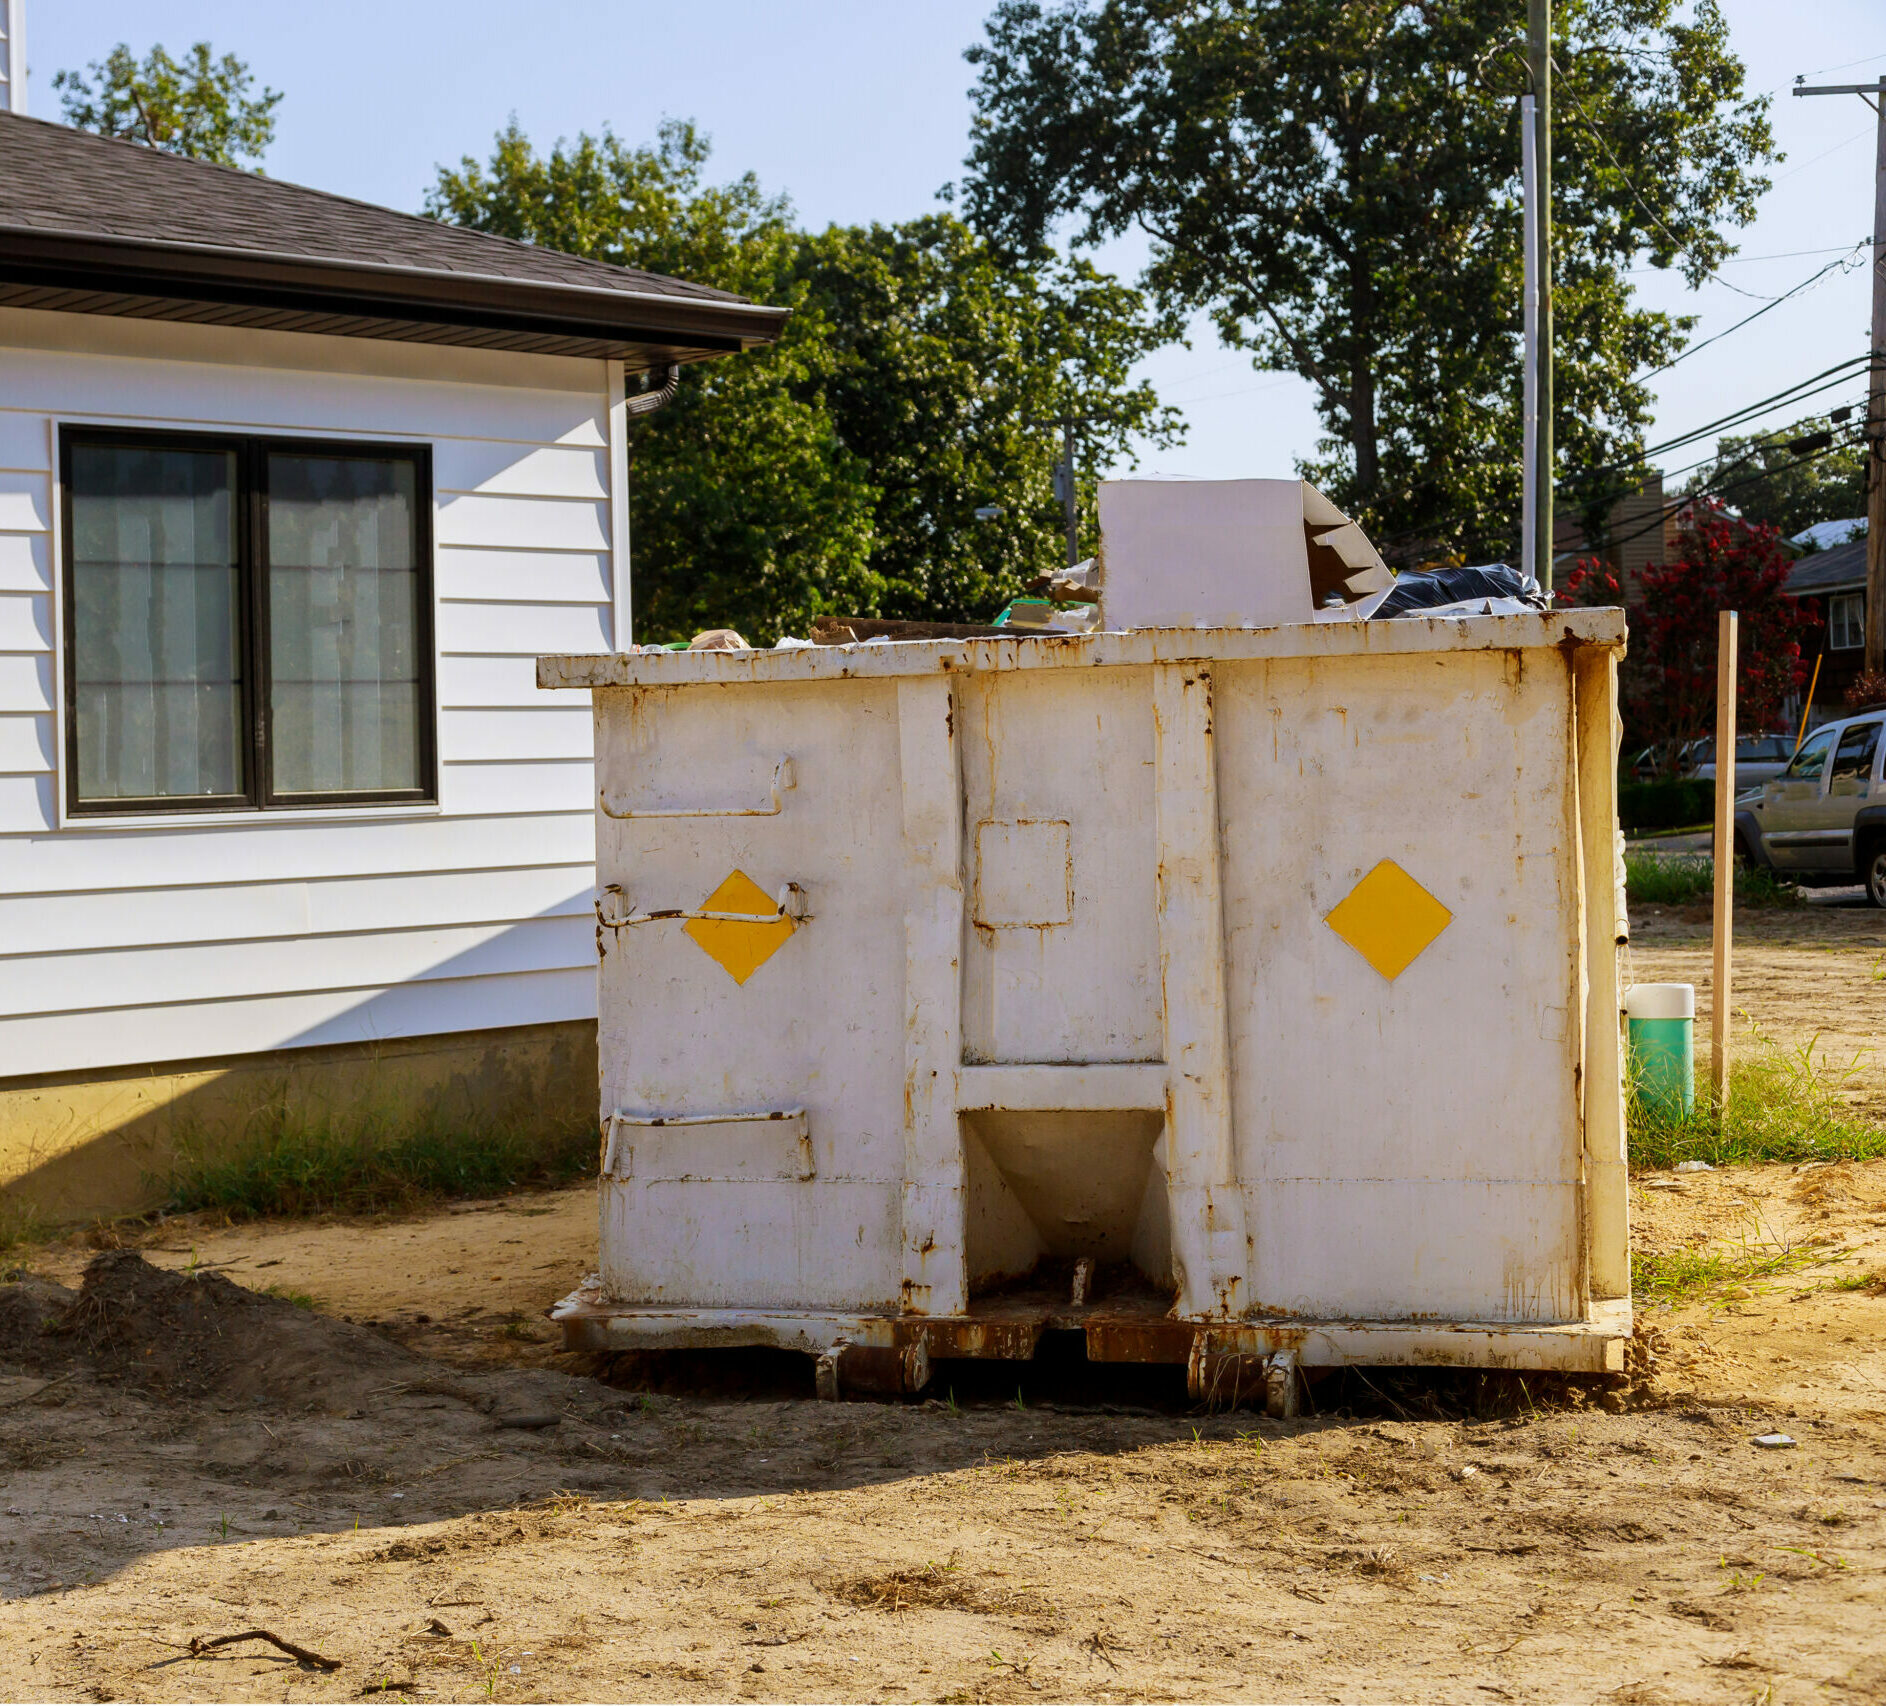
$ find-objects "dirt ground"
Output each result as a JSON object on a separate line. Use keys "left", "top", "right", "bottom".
{"left": 1, "top": 910, "right": 1883, "bottom": 1704}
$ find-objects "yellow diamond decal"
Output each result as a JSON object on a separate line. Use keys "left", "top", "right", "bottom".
{"left": 684, "top": 869, "right": 795, "bottom": 985}
{"left": 1324, "top": 859, "right": 1452, "bottom": 981}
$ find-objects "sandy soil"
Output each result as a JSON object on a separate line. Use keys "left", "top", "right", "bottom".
{"left": 0, "top": 914, "right": 1882, "bottom": 1704}
{"left": 1631, "top": 896, "right": 1886, "bottom": 1118}
{"left": 0, "top": 1164, "right": 1881, "bottom": 1705}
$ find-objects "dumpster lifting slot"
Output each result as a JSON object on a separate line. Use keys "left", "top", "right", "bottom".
{"left": 601, "top": 754, "right": 795, "bottom": 819}
{"left": 603, "top": 1107, "right": 813, "bottom": 1181}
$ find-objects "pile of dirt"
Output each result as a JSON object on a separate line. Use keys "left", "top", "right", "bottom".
{"left": 0, "top": 1274, "right": 75, "bottom": 1372}
{"left": 12, "top": 1250, "right": 423, "bottom": 1408}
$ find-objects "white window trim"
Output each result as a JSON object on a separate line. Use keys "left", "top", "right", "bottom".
{"left": 48, "top": 411, "right": 446, "bottom": 831}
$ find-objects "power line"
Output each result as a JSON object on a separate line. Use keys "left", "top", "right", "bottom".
{"left": 1772, "top": 127, "right": 1877, "bottom": 185}
{"left": 1637, "top": 243, "right": 1869, "bottom": 381}
{"left": 1626, "top": 240, "right": 1870, "bottom": 273}
{"left": 1595, "top": 423, "right": 1866, "bottom": 553}
{"left": 1363, "top": 383, "right": 1864, "bottom": 564}
{"left": 1553, "top": 59, "right": 1793, "bottom": 303}
{"left": 1585, "top": 353, "right": 1878, "bottom": 481}
{"left": 1796, "top": 52, "right": 1886, "bottom": 81}
{"left": 1630, "top": 394, "right": 1869, "bottom": 490}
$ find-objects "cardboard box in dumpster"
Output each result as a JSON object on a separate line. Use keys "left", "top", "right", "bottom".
{"left": 1097, "top": 477, "right": 1392, "bottom": 629}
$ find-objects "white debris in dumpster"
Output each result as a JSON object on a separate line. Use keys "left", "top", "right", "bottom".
{"left": 1096, "top": 477, "right": 1391, "bottom": 629}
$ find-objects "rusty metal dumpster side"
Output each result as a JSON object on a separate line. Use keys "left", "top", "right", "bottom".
{"left": 541, "top": 612, "right": 1631, "bottom": 1375}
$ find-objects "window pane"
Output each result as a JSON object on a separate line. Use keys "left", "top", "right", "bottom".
{"left": 1831, "top": 722, "right": 1880, "bottom": 782}
{"left": 268, "top": 453, "right": 423, "bottom": 796}
{"left": 1785, "top": 729, "right": 1834, "bottom": 781}
{"left": 69, "top": 443, "right": 242, "bottom": 802}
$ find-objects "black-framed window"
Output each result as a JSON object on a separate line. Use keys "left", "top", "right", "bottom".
{"left": 62, "top": 429, "right": 435, "bottom": 815}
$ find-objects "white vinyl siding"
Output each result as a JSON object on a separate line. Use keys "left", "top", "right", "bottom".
{"left": 0, "top": 307, "right": 611, "bottom": 1078}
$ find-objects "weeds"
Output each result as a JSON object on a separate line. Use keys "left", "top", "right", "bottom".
{"left": 838, "top": 1557, "right": 1050, "bottom": 1618}
{"left": 469, "top": 1639, "right": 500, "bottom": 1701}
{"left": 0, "top": 1195, "right": 51, "bottom": 1253}
{"left": 1629, "top": 1033, "right": 1886, "bottom": 1169}
{"left": 263, "top": 1284, "right": 317, "bottom": 1310}
{"left": 1624, "top": 852, "right": 1801, "bottom": 909}
{"left": 1632, "top": 1239, "right": 1834, "bottom": 1305}
{"left": 158, "top": 1100, "right": 595, "bottom": 1220}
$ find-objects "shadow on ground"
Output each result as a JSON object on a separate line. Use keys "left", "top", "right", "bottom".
{"left": 0, "top": 1253, "right": 1617, "bottom": 1602}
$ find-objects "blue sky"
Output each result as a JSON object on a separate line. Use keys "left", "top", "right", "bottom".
{"left": 20, "top": 1, "right": 1884, "bottom": 497}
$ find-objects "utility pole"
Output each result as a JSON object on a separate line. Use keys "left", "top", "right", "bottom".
{"left": 1521, "top": 93, "right": 1541, "bottom": 588}
{"left": 1794, "top": 76, "right": 1886, "bottom": 675}
{"left": 1053, "top": 418, "right": 1080, "bottom": 568}
{"left": 1528, "top": 0, "right": 1554, "bottom": 593}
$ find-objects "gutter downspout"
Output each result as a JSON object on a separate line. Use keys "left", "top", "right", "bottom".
{"left": 607, "top": 362, "right": 682, "bottom": 650}
{"left": 625, "top": 362, "right": 681, "bottom": 418}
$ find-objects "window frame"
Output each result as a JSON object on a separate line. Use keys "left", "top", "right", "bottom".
{"left": 1782, "top": 725, "right": 1836, "bottom": 783}
{"left": 60, "top": 426, "right": 437, "bottom": 818}
{"left": 1829, "top": 591, "right": 1865, "bottom": 652}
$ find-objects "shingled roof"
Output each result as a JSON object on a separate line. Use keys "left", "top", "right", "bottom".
{"left": 0, "top": 111, "right": 789, "bottom": 367}
{"left": 1784, "top": 536, "right": 1867, "bottom": 597}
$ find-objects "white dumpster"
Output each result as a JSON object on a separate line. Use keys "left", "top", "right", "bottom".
{"left": 541, "top": 611, "right": 1631, "bottom": 1401}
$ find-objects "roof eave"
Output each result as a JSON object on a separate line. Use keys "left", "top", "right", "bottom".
{"left": 0, "top": 224, "right": 792, "bottom": 352}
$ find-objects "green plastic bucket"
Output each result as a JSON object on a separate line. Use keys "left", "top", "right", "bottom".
{"left": 1625, "top": 983, "right": 1694, "bottom": 1121}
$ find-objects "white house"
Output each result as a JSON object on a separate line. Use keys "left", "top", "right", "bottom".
{"left": 0, "top": 110, "right": 787, "bottom": 1217}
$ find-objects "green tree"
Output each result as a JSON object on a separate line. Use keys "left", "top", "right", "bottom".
{"left": 53, "top": 42, "right": 281, "bottom": 169}
{"left": 1683, "top": 413, "right": 1867, "bottom": 543}
{"left": 961, "top": 0, "right": 1775, "bottom": 564}
{"left": 428, "top": 122, "right": 1178, "bottom": 640}
{"left": 798, "top": 216, "right": 1179, "bottom": 621}
{"left": 429, "top": 121, "right": 880, "bottom": 642}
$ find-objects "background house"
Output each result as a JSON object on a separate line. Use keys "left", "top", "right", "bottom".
{"left": 1552, "top": 474, "right": 1676, "bottom": 602}
{"left": 0, "top": 111, "right": 785, "bottom": 1218}
{"left": 1783, "top": 534, "right": 1868, "bottom": 720}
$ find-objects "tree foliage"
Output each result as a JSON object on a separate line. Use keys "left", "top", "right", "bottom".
{"left": 428, "top": 121, "right": 1178, "bottom": 641}
{"left": 1683, "top": 413, "right": 1867, "bottom": 542}
{"left": 1623, "top": 503, "right": 1815, "bottom": 755}
{"left": 799, "top": 217, "right": 1180, "bottom": 621}
{"left": 54, "top": 42, "right": 281, "bottom": 169}
{"left": 960, "top": 0, "right": 1774, "bottom": 563}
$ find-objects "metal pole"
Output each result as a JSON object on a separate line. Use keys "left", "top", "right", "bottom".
{"left": 0, "top": 0, "right": 25, "bottom": 116}
{"left": 1521, "top": 94, "right": 1540, "bottom": 586}
{"left": 1711, "top": 610, "right": 1737, "bottom": 1108}
{"left": 1791, "top": 78, "right": 1886, "bottom": 675}
{"left": 1528, "top": 0, "right": 1553, "bottom": 594}
{"left": 1061, "top": 418, "right": 1079, "bottom": 569}
{"left": 1869, "top": 87, "right": 1886, "bottom": 677}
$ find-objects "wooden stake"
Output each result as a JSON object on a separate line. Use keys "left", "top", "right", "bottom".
{"left": 1712, "top": 610, "right": 1738, "bottom": 1106}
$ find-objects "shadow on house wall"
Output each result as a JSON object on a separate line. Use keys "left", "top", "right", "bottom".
{"left": 1, "top": 905, "right": 602, "bottom": 1225}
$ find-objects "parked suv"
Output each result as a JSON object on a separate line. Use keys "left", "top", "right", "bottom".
{"left": 1736, "top": 712, "right": 1886, "bottom": 904}
{"left": 1692, "top": 733, "right": 1795, "bottom": 786}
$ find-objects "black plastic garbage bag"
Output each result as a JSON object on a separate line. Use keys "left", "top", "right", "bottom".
{"left": 1372, "top": 562, "right": 1550, "bottom": 618}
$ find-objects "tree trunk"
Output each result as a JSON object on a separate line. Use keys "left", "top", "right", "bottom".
{"left": 1348, "top": 247, "right": 1378, "bottom": 500}
{"left": 1350, "top": 357, "right": 1379, "bottom": 499}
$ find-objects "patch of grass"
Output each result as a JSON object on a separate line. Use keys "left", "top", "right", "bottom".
{"left": 1624, "top": 851, "right": 1801, "bottom": 908}
{"left": 158, "top": 1103, "right": 596, "bottom": 1220}
{"left": 1629, "top": 1034, "right": 1886, "bottom": 1169}
{"left": 0, "top": 1195, "right": 52, "bottom": 1253}
{"left": 262, "top": 1283, "right": 318, "bottom": 1310}
{"left": 1632, "top": 1239, "right": 1833, "bottom": 1305}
